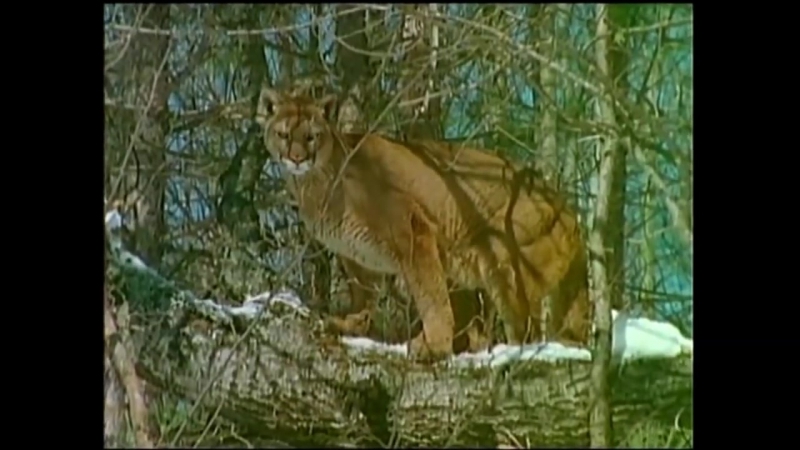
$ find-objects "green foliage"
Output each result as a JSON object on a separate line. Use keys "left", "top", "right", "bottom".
{"left": 619, "top": 418, "right": 693, "bottom": 448}
{"left": 108, "top": 260, "right": 177, "bottom": 314}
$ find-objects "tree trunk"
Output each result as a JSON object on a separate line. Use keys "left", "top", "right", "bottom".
{"left": 216, "top": 5, "right": 272, "bottom": 249}
{"left": 336, "top": 5, "right": 370, "bottom": 83}
{"left": 587, "top": 3, "right": 618, "bottom": 447}
{"left": 114, "top": 258, "right": 692, "bottom": 448}
{"left": 105, "top": 287, "right": 153, "bottom": 447}
{"left": 399, "top": 4, "right": 442, "bottom": 140}
{"left": 532, "top": 4, "right": 560, "bottom": 337}
{"left": 533, "top": 5, "right": 559, "bottom": 185}
{"left": 603, "top": 5, "right": 632, "bottom": 312}
{"left": 124, "top": 4, "right": 171, "bottom": 268}
{"left": 333, "top": 4, "right": 370, "bottom": 135}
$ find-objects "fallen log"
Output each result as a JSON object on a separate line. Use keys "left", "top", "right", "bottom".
{"left": 109, "top": 254, "right": 692, "bottom": 448}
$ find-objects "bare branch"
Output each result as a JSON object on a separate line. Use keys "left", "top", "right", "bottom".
{"left": 110, "top": 5, "right": 370, "bottom": 38}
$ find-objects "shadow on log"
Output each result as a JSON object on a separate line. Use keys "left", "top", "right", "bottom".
{"left": 109, "top": 257, "right": 692, "bottom": 448}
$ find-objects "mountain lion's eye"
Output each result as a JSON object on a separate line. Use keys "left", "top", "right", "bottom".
{"left": 276, "top": 130, "right": 289, "bottom": 140}
{"left": 306, "top": 133, "right": 318, "bottom": 143}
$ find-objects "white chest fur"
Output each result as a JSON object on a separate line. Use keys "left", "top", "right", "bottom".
{"left": 293, "top": 178, "right": 399, "bottom": 274}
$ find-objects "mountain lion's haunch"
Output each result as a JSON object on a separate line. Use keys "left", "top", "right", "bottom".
{"left": 256, "top": 87, "right": 590, "bottom": 361}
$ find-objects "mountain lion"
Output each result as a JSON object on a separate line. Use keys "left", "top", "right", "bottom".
{"left": 256, "top": 87, "right": 590, "bottom": 361}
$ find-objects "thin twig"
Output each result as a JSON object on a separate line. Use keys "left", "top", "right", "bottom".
{"left": 110, "top": 5, "right": 369, "bottom": 37}
{"left": 105, "top": 4, "right": 151, "bottom": 72}
{"left": 108, "top": 36, "right": 173, "bottom": 205}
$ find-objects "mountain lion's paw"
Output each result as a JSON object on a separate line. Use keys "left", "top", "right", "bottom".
{"left": 325, "top": 310, "right": 372, "bottom": 337}
{"left": 407, "top": 331, "right": 453, "bottom": 363}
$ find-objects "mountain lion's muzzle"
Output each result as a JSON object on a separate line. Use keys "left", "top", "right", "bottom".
{"left": 281, "top": 143, "right": 315, "bottom": 175}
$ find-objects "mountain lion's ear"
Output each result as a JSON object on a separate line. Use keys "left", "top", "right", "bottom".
{"left": 317, "top": 94, "right": 337, "bottom": 122}
{"left": 256, "top": 87, "right": 285, "bottom": 126}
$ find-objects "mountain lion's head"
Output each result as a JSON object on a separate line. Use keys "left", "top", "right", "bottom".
{"left": 257, "top": 88, "right": 337, "bottom": 176}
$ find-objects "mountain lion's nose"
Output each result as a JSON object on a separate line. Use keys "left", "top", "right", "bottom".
{"left": 287, "top": 148, "right": 305, "bottom": 163}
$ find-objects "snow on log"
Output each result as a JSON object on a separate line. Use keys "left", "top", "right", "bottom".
{"left": 106, "top": 211, "right": 693, "bottom": 447}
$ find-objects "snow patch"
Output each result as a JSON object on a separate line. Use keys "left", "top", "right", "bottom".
{"left": 105, "top": 210, "right": 123, "bottom": 232}
{"left": 453, "top": 342, "right": 591, "bottom": 368}
{"left": 118, "top": 250, "right": 149, "bottom": 270}
{"left": 341, "top": 337, "right": 408, "bottom": 356}
{"left": 229, "top": 290, "right": 310, "bottom": 317}
{"left": 610, "top": 309, "right": 693, "bottom": 361}
{"left": 188, "top": 291, "right": 311, "bottom": 324}
{"left": 341, "top": 309, "right": 693, "bottom": 369}
{"left": 105, "top": 209, "right": 124, "bottom": 253}
{"left": 106, "top": 207, "right": 156, "bottom": 272}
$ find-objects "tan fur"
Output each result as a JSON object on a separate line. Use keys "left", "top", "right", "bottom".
{"left": 257, "top": 88, "right": 591, "bottom": 361}
{"left": 329, "top": 259, "right": 493, "bottom": 354}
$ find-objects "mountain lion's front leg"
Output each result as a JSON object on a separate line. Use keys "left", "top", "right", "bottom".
{"left": 325, "top": 256, "right": 384, "bottom": 337}
{"left": 399, "top": 212, "right": 455, "bottom": 362}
